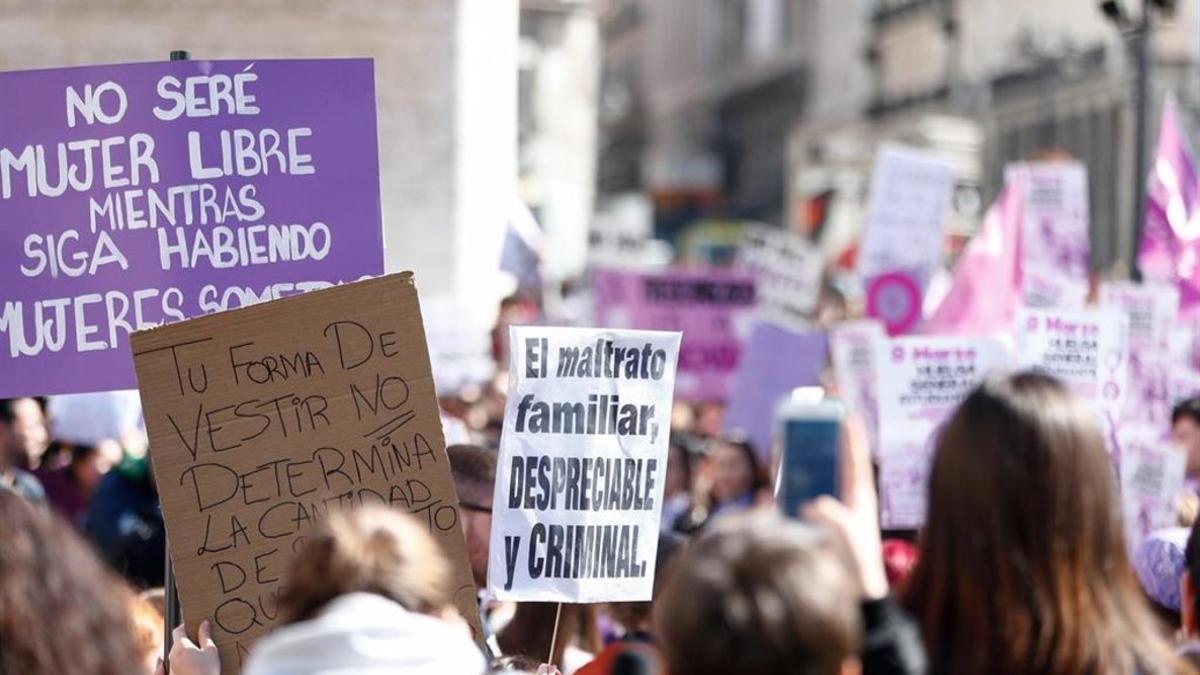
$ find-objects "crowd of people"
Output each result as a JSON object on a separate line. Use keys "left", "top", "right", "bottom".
{"left": 4, "top": 368, "right": 1200, "bottom": 675}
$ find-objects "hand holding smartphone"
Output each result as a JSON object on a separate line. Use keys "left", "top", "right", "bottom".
{"left": 775, "top": 387, "right": 846, "bottom": 516}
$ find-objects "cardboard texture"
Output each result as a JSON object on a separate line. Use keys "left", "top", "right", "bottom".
{"left": 132, "top": 273, "right": 478, "bottom": 672}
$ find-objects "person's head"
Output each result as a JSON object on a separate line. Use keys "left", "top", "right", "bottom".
{"left": 608, "top": 532, "right": 685, "bottom": 635}
{"left": 1133, "top": 528, "right": 1189, "bottom": 632}
{"left": 656, "top": 511, "right": 861, "bottom": 675}
{"left": 70, "top": 439, "right": 124, "bottom": 495}
{"left": 125, "top": 587, "right": 164, "bottom": 675}
{"left": 694, "top": 402, "right": 725, "bottom": 438}
{"left": 276, "top": 506, "right": 455, "bottom": 625}
{"left": 447, "top": 443, "right": 497, "bottom": 587}
{"left": 0, "top": 397, "right": 48, "bottom": 471}
{"left": 0, "top": 490, "right": 144, "bottom": 675}
{"left": 1174, "top": 398, "right": 1200, "bottom": 476}
{"left": 1184, "top": 517, "right": 1200, "bottom": 637}
{"left": 906, "top": 372, "right": 1181, "bottom": 674}
{"left": 663, "top": 437, "right": 693, "bottom": 498}
{"left": 709, "top": 436, "right": 764, "bottom": 504}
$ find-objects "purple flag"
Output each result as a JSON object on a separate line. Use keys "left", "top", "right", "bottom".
{"left": 0, "top": 59, "right": 384, "bottom": 396}
{"left": 1139, "top": 96, "right": 1200, "bottom": 318}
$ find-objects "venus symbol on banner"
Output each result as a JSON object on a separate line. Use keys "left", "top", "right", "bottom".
{"left": 866, "top": 271, "right": 923, "bottom": 336}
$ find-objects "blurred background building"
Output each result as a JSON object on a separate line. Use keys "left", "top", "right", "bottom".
{"left": 0, "top": 0, "right": 521, "bottom": 320}
{"left": 598, "top": 0, "right": 1200, "bottom": 274}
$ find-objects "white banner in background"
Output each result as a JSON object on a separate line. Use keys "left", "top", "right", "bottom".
{"left": 858, "top": 144, "right": 955, "bottom": 285}
{"left": 737, "top": 223, "right": 823, "bottom": 329}
{"left": 1008, "top": 162, "right": 1091, "bottom": 309}
{"left": 1016, "top": 307, "right": 1129, "bottom": 444}
{"left": 830, "top": 320, "right": 886, "bottom": 456}
{"left": 875, "top": 336, "right": 1012, "bottom": 528}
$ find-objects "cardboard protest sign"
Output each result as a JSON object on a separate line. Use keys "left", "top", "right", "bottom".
{"left": 592, "top": 267, "right": 754, "bottom": 401}
{"left": 736, "top": 223, "right": 823, "bottom": 329}
{"left": 1100, "top": 283, "right": 1179, "bottom": 427}
{"left": 489, "top": 326, "right": 681, "bottom": 602}
{"left": 1118, "top": 425, "right": 1186, "bottom": 552}
{"left": 830, "top": 320, "right": 886, "bottom": 456}
{"left": 1008, "top": 162, "right": 1091, "bottom": 309}
{"left": 723, "top": 323, "right": 827, "bottom": 461}
{"left": 859, "top": 145, "right": 955, "bottom": 283}
{"left": 1, "top": 59, "right": 383, "bottom": 397}
{"left": 875, "top": 336, "right": 1012, "bottom": 528}
{"left": 1016, "top": 307, "right": 1129, "bottom": 450}
{"left": 132, "top": 274, "right": 476, "bottom": 672}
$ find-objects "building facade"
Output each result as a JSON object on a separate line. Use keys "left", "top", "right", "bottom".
{"left": 797, "top": 0, "right": 1200, "bottom": 271}
{"left": 1, "top": 0, "right": 519, "bottom": 318}
{"left": 600, "top": 0, "right": 1200, "bottom": 274}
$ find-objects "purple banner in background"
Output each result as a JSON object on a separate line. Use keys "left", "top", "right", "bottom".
{"left": 592, "top": 267, "right": 756, "bottom": 401}
{"left": 723, "top": 324, "right": 827, "bottom": 461}
{"left": 0, "top": 59, "right": 383, "bottom": 396}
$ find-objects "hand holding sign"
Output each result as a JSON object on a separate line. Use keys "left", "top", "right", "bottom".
{"left": 133, "top": 274, "right": 477, "bottom": 673}
{"left": 489, "top": 326, "right": 681, "bottom": 603}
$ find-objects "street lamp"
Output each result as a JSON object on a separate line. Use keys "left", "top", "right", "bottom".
{"left": 1099, "top": 0, "right": 1176, "bottom": 280}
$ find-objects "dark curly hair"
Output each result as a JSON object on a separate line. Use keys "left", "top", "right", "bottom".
{"left": 0, "top": 490, "right": 143, "bottom": 675}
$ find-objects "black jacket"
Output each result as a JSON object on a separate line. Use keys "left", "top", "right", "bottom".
{"left": 862, "top": 596, "right": 929, "bottom": 675}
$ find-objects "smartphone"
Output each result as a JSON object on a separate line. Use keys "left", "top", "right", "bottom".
{"left": 775, "top": 387, "right": 845, "bottom": 517}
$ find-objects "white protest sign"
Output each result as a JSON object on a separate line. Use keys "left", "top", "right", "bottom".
{"left": 1100, "top": 283, "right": 1179, "bottom": 427}
{"left": 1118, "top": 425, "right": 1187, "bottom": 552}
{"left": 737, "top": 223, "right": 824, "bottom": 329}
{"left": 489, "top": 326, "right": 681, "bottom": 602}
{"left": 588, "top": 195, "right": 653, "bottom": 269}
{"left": 1016, "top": 307, "right": 1129, "bottom": 445}
{"left": 830, "top": 320, "right": 886, "bottom": 456}
{"left": 1008, "top": 162, "right": 1091, "bottom": 309}
{"left": 1100, "top": 283, "right": 1178, "bottom": 354}
{"left": 875, "top": 335, "right": 1013, "bottom": 528}
{"left": 858, "top": 144, "right": 955, "bottom": 285}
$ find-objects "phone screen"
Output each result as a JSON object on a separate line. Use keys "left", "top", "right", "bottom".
{"left": 779, "top": 417, "right": 841, "bottom": 516}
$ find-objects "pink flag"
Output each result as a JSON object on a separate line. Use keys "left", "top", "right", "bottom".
{"left": 1139, "top": 97, "right": 1200, "bottom": 318}
{"left": 923, "top": 181, "right": 1024, "bottom": 334}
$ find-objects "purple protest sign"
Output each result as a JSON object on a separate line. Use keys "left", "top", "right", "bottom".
{"left": 592, "top": 267, "right": 756, "bottom": 401}
{"left": 723, "top": 323, "right": 827, "bottom": 461}
{"left": 0, "top": 59, "right": 383, "bottom": 396}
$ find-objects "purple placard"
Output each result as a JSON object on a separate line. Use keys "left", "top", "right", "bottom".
{"left": 723, "top": 323, "right": 828, "bottom": 461}
{"left": 592, "top": 267, "right": 756, "bottom": 401}
{"left": 0, "top": 59, "right": 383, "bottom": 396}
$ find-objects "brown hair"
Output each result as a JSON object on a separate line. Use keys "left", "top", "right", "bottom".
{"left": 126, "top": 588, "right": 165, "bottom": 672}
{"left": 656, "top": 510, "right": 861, "bottom": 675}
{"left": 0, "top": 490, "right": 143, "bottom": 675}
{"left": 905, "top": 372, "right": 1187, "bottom": 674}
{"left": 447, "top": 443, "right": 497, "bottom": 506}
{"left": 276, "top": 506, "right": 452, "bottom": 624}
{"left": 496, "top": 603, "right": 600, "bottom": 667}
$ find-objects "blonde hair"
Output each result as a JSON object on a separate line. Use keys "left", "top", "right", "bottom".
{"left": 277, "top": 506, "right": 451, "bottom": 624}
{"left": 126, "top": 588, "right": 164, "bottom": 671}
